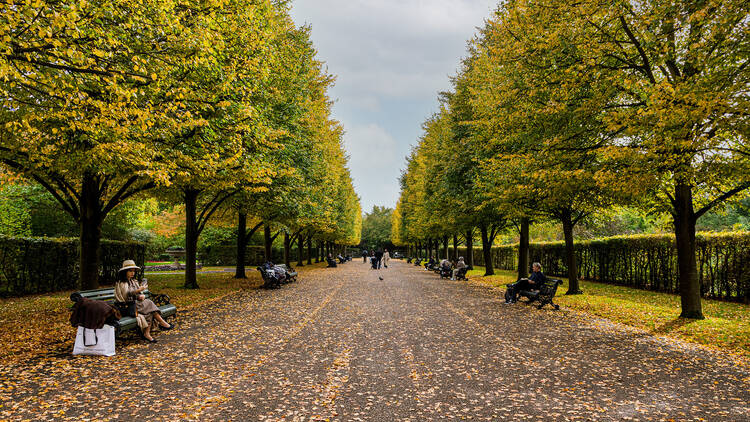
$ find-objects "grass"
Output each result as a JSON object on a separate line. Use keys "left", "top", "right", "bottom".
{"left": 465, "top": 266, "right": 750, "bottom": 358}
{"left": 0, "top": 261, "right": 328, "bottom": 364}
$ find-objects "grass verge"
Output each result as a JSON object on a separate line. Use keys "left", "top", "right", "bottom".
{"left": 465, "top": 266, "right": 750, "bottom": 358}
{"left": 0, "top": 261, "right": 328, "bottom": 364}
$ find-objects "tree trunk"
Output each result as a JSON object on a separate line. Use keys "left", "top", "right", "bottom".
{"left": 466, "top": 229, "right": 474, "bottom": 270}
{"left": 235, "top": 213, "right": 247, "bottom": 278}
{"left": 453, "top": 234, "right": 458, "bottom": 261}
{"left": 297, "top": 233, "right": 305, "bottom": 267}
{"left": 480, "top": 224, "right": 494, "bottom": 276}
{"left": 561, "top": 209, "right": 580, "bottom": 295}
{"left": 283, "top": 232, "right": 291, "bottom": 268}
{"left": 79, "top": 174, "right": 104, "bottom": 290}
{"left": 442, "top": 236, "right": 449, "bottom": 260}
{"left": 184, "top": 189, "right": 200, "bottom": 289}
{"left": 307, "top": 235, "right": 313, "bottom": 265}
{"left": 263, "top": 224, "right": 272, "bottom": 262}
{"left": 674, "top": 183, "right": 703, "bottom": 319}
{"left": 517, "top": 217, "right": 530, "bottom": 280}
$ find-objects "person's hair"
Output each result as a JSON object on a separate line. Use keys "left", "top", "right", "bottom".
{"left": 459, "top": 256, "right": 464, "bottom": 260}
{"left": 532, "top": 262, "right": 542, "bottom": 270}
{"left": 117, "top": 268, "right": 135, "bottom": 282}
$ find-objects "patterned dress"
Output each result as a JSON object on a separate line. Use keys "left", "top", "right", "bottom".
{"left": 115, "top": 278, "right": 160, "bottom": 330}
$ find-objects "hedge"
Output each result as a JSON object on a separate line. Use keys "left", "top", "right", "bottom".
{"left": 200, "top": 245, "right": 285, "bottom": 267}
{"left": 451, "top": 232, "right": 750, "bottom": 303}
{"left": 0, "top": 236, "right": 146, "bottom": 296}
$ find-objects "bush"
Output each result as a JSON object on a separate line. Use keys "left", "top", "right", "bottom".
{"left": 0, "top": 236, "right": 146, "bottom": 296}
{"left": 453, "top": 231, "right": 750, "bottom": 302}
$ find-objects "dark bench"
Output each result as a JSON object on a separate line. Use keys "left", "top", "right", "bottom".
{"left": 518, "top": 279, "right": 562, "bottom": 310}
{"left": 70, "top": 288, "right": 176, "bottom": 335}
{"left": 279, "top": 264, "right": 298, "bottom": 282}
{"left": 257, "top": 264, "right": 298, "bottom": 288}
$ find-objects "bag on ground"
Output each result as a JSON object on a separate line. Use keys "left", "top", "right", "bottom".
{"left": 72, "top": 325, "right": 116, "bottom": 357}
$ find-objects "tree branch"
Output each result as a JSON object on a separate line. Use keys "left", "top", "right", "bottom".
{"left": 695, "top": 182, "right": 750, "bottom": 219}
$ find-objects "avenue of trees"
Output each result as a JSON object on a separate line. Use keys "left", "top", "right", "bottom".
{"left": 360, "top": 206, "right": 394, "bottom": 251}
{"left": 0, "top": 0, "right": 361, "bottom": 290}
{"left": 393, "top": 0, "right": 749, "bottom": 319}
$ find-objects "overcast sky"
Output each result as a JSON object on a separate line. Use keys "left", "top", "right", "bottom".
{"left": 290, "top": 0, "right": 496, "bottom": 214}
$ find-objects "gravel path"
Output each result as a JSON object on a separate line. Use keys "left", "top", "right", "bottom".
{"left": 1, "top": 260, "right": 748, "bottom": 421}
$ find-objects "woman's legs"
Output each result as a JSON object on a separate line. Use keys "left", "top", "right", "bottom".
{"left": 154, "top": 312, "right": 171, "bottom": 328}
{"left": 143, "top": 325, "right": 154, "bottom": 341}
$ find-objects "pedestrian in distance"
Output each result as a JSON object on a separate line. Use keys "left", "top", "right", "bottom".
{"left": 374, "top": 249, "right": 384, "bottom": 269}
{"left": 382, "top": 249, "right": 390, "bottom": 268}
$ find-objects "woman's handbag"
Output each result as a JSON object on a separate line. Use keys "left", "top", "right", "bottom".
{"left": 116, "top": 301, "right": 137, "bottom": 318}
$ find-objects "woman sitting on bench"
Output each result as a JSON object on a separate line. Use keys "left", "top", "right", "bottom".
{"left": 505, "top": 262, "right": 546, "bottom": 304}
{"left": 115, "top": 260, "right": 173, "bottom": 343}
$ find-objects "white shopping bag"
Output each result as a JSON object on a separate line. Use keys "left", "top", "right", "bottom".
{"left": 72, "top": 325, "right": 116, "bottom": 357}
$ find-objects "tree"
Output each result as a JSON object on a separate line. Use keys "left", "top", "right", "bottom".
{"left": 361, "top": 206, "right": 393, "bottom": 249}
{"left": 490, "top": 0, "right": 750, "bottom": 316}
{"left": 0, "top": 0, "right": 207, "bottom": 288}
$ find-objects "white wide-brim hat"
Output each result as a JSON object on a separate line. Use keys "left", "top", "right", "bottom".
{"left": 118, "top": 260, "right": 140, "bottom": 272}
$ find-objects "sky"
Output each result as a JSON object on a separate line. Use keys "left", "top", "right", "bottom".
{"left": 289, "top": 0, "right": 497, "bottom": 214}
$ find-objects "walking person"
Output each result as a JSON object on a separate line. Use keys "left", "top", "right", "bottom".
{"left": 382, "top": 249, "right": 391, "bottom": 268}
{"left": 374, "top": 249, "right": 384, "bottom": 269}
{"left": 362, "top": 249, "right": 368, "bottom": 263}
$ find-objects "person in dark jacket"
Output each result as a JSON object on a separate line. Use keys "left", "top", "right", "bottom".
{"left": 505, "top": 262, "right": 546, "bottom": 304}
{"left": 374, "top": 249, "right": 384, "bottom": 269}
{"left": 362, "top": 249, "right": 368, "bottom": 263}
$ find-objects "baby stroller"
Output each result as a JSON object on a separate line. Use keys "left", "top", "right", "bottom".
{"left": 439, "top": 265, "right": 452, "bottom": 279}
{"left": 454, "top": 267, "right": 469, "bottom": 281}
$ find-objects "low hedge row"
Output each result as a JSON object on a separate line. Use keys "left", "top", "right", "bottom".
{"left": 0, "top": 236, "right": 146, "bottom": 296}
{"left": 452, "top": 232, "right": 750, "bottom": 302}
{"left": 200, "top": 245, "right": 286, "bottom": 266}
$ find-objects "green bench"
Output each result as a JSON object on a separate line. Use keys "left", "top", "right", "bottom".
{"left": 70, "top": 287, "right": 177, "bottom": 335}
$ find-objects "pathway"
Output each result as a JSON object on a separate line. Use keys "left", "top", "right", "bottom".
{"left": 1, "top": 261, "right": 748, "bottom": 421}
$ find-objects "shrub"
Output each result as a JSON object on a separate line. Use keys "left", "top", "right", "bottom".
{"left": 0, "top": 236, "right": 146, "bottom": 296}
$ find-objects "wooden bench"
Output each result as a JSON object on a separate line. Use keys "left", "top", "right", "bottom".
{"left": 519, "top": 279, "right": 562, "bottom": 310}
{"left": 257, "top": 264, "right": 298, "bottom": 288}
{"left": 454, "top": 267, "right": 468, "bottom": 281}
{"left": 278, "top": 264, "right": 298, "bottom": 282}
{"left": 70, "top": 288, "right": 177, "bottom": 335}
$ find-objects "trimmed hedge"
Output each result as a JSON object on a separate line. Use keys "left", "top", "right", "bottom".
{"left": 0, "top": 236, "right": 146, "bottom": 296}
{"left": 452, "top": 232, "right": 750, "bottom": 303}
{"left": 200, "top": 245, "right": 290, "bottom": 266}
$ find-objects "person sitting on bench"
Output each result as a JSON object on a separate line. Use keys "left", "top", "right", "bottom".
{"left": 115, "top": 260, "right": 173, "bottom": 343}
{"left": 337, "top": 253, "right": 346, "bottom": 264}
{"left": 505, "top": 262, "right": 546, "bottom": 304}
{"left": 451, "top": 257, "right": 467, "bottom": 280}
{"left": 424, "top": 256, "right": 435, "bottom": 270}
{"left": 326, "top": 254, "right": 337, "bottom": 267}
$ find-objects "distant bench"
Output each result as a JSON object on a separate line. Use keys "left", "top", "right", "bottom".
{"left": 257, "top": 264, "right": 298, "bottom": 288}
{"left": 70, "top": 288, "right": 177, "bottom": 335}
{"left": 518, "top": 279, "right": 562, "bottom": 310}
